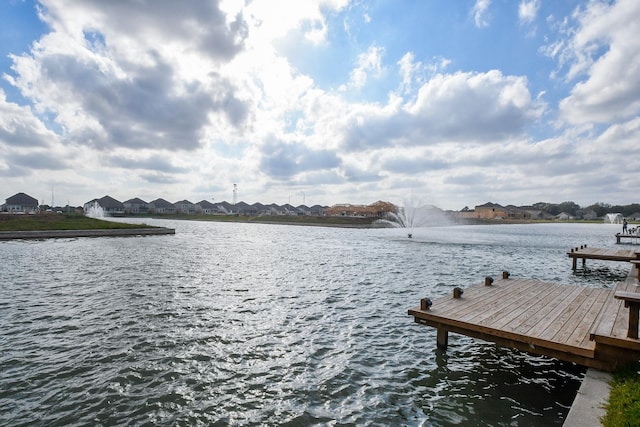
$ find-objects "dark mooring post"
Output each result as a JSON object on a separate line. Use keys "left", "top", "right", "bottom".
{"left": 437, "top": 328, "right": 448, "bottom": 349}
{"left": 615, "top": 292, "right": 640, "bottom": 339}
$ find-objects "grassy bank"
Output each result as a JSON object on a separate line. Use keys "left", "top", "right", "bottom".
{"left": 0, "top": 213, "right": 154, "bottom": 231}
{"left": 603, "top": 363, "right": 640, "bottom": 426}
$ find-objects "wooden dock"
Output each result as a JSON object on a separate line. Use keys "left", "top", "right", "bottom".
{"left": 566, "top": 245, "right": 639, "bottom": 270}
{"left": 408, "top": 262, "right": 640, "bottom": 371}
{"left": 616, "top": 232, "right": 640, "bottom": 244}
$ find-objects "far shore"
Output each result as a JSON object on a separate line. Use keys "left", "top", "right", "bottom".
{"left": 0, "top": 212, "right": 626, "bottom": 240}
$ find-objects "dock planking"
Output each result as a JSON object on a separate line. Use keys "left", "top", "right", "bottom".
{"left": 566, "top": 245, "right": 639, "bottom": 270}
{"left": 409, "top": 256, "right": 640, "bottom": 371}
{"left": 616, "top": 233, "right": 640, "bottom": 244}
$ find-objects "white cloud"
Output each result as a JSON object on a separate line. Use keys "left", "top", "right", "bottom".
{"left": 349, "top": 45, "right": 384, "bottom": 89}
{"left": 0, "top": 89, "right": 58, "bottom": 149}
{"left": 472, "top": 0, "right": 491, "bottom": 28}
{"left": 557, "top": 0, "right": 640, "bottom": 125}
{"left": 339, "top": 70, "right": 543, "bottom": 151}
{"left": 397, "top": 53, "right": 450, "bottom": 95}
{"left": 518, "top": 0, "right": 540, "bottom": 25}
{"left": 2, "top": 0, "right": 639, "bottom": 209}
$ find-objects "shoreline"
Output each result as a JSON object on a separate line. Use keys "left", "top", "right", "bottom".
{"left": 0, "top": 227, "right": 175, "bottom": 240}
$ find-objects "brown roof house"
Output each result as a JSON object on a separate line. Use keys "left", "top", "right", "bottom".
{"left": 474, "top": 202, "right": 512, "bottom": 219}
{"left": 2, "top": 192, "right": 39, "bottom": 213}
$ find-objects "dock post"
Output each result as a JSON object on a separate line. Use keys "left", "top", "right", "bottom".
{"left": 570, "top": 249, "right": 577, "bottom": 270}
{"left": 630, "top": 307, "right": 639, "bottom": 339}
{"left": 436, "top": 328, "right": 448, "bottom": 349}
{"left": 624, "top": 301, "right": 640, "bottom": 339}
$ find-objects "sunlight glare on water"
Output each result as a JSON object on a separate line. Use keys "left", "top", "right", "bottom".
{"left": 0, "top": 221, "right": 627, "bottom": 426}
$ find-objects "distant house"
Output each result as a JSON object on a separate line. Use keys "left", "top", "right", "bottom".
{"left": 174, "top": 200, "right": 196, "bottom": 215}
{"left": 215, "top": 201, "right": 235, "bottom": 215}
{"left": 234, "top": 201, "right": 256, "bottom": 216}
{"left": 578, "top": 209, "right": 598, "bottom": 220}
{"left": 473, "top": 202, "right": 510, "bottom": 219}
{"left": 308, "top": 205, "right": 326, "bottom": 216}
{"left": 149, "top": 198, "right": 176, "bottom": 214}
{"left": 325, "top": 201, "right": 395, "bottom": 218}
{"left": 518, "top": 208, "right": 551, "bottom": 220}
{"left": 629, "top": 212, "right": 640, "bottom": 221}
{"left": 3, "top": 192, "right": 39, "bottom": 213}
{"left": 251, "top": 202, "right": 271, "bottom": 215}
{"left": 265, "top": 203, "right": 287, "bottom": 215}
{"left": 281, "top": 204, "right": 300, "bottom": 215}
{"left": 195, "top": 200, "right": 217, "bottom": 214}
{"left": 556, "top": 212, "right": 574, "bottom": 220}
{"left": 84, "top": 195, "right": 125, "bottom": 216}
{"left": 123, "top": 197, "right": 149, "bottom": 214}
{"left": 296, "top": 205, "right": 311, "bottom": 216}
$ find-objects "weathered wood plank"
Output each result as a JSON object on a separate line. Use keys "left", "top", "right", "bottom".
{"left": 456, "top": 279, "right": 542, "bottom": 323}
{"left": 508, "top": 285, "right": 572, "bottom": 334}
{"left": 408, "top": 264, "right": 640, "bottom": 371}
{"left": 547, "top": 287, "right": 597, "bottom": 342}
{"left": 491, "top": 283, "right": 560, "bottom": 330}
{"left": 570, "top": 289, "right": 610, "bottom": 348}
{"left": 555, "top": 288, "right": 608, "bottom": 346}
{"left": 523, "top": 286, "right": 587, "bottom": 339}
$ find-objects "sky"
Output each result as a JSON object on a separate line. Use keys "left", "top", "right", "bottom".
{"left": 1, "top": 0, "right": 639, "bottom": 210}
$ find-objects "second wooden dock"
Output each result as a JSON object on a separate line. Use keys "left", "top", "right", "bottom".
{"left": 566, "top": 245, "right": 639, "bottom": 270}
{"left": 409, "top": 261, "right": 640, "bottom": 371}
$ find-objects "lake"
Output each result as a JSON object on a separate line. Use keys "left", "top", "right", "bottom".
{"left": 0, "top": 220, "right": 629, "bottom": 426}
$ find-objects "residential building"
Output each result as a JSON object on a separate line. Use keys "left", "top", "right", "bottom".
{"left": 83, "top": 195, "right": 125, "bottom": 216}
{"left": 2, "top": 192, "right": 39, "bottom": 213}
{"left": 149, "top": 198, "right": 176, "bottom": 214}
{"left": 123, "top": 197, "right": 149, "bottom": 214}
{"left": 234, "top": 201, "right": 256, "bottom": 216}
{"left": 196, "top": 200, "right": 217, "bottom": 214}
{"left": 215, "top": 201, "right": 235, "bottom": 215}
{"left": 174, "top": 200, "right": 196, "bottom": 215}
{"left": 325, "top": 201, "right": 395, "bottom": 218}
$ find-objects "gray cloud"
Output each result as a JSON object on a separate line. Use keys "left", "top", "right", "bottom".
{"left": 341, "top": 164, "right": 381, "bottom": 183}
{"left": 106, "top": 154, "right": 189, "bottom": 173}
{"left": 0, "top": 121, "right": 50, "bottom": 148}
{"left": 139, "top": 172, "right": 181, "bottom": 184}
{"left": 259, "top": 137, "right": 340, "bottom": 180}
{"left": 37, "top": 53, "right": 247, "bottom": 150}
{"left": 340, "top": 71, "right": 543, "bottom": 151}
{"left": 378, "top": 153, "right": 450, "bottom": 174}
{"left": 9, "top": 151, "right": 69, "bottom": 170}
{"left": 44, "top": 0, "right": 248, "bottom": 61}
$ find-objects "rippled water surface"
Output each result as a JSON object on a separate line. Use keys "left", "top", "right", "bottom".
{"left": 0, "top": 221, "right": 629, "bottom": 426}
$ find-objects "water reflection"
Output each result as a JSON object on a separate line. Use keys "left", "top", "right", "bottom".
{"left": 0, "top": 221, "right": 624, "bottom": 425}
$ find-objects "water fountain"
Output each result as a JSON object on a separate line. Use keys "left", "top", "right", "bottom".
{"left": 86, "top": 201, "right": 107, "bottom": 219}
{"left": 374, "top": 200, "right": 450, "bottom": 237}
{"left": 604, "top": 213, "right": 623, "bottom": 224}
